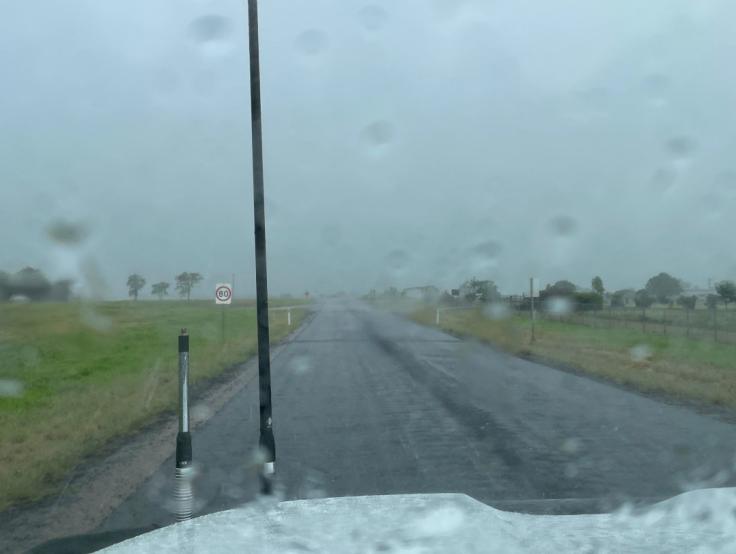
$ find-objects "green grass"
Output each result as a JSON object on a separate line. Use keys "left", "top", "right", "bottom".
{"left": 0, "top": 299, "right": 307, "bottom": 510}
{"left": 408, "top": 304, "right": 736, "bottom": 411}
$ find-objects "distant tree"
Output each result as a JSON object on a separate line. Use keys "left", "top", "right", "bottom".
{"left": 634, "top": 289, "right": 654, "bottom": 310}
{"left": 11, "top": 267, "right": 52, "bottom": 301}
{"left": 151, "top": 281, "right": 170, "bottom": 300}
{"left": 175, "top": 272, "right": 203, "bottom": 301}
{"left": 677, "top": 295, "right": 697, "bottom": 338}
{"left": 591, "top": 276, "right": 604, "bottom": 296}
{"left": 541, "top": 280, "right": 577, "bottom": 300}
{"left": 0, "top": 270, "right": 9, "bottom": 301}
{"left": 382, "top": 286, "right": 399, "bottom": 298}
{"left": 715, "top": 280, "right": 736, "bottom": 309}
{"left": 574, "top": 292, "right": 603, "bottom": 312}
{"left": 127, "top": 274, "right": 146, "bottom": 300}
{"left": 677, "top": 295, "right": 697, "bottom": 311}
{"left": 645, "top": 272, "right": 682, "bottom": 305}
{"left": 610, "top": 292, "right": 625, "bottom": 308}
{"left": 460, "top": 278, "right": 500, "bottom": 303}
{"left": 48, "top": 279, "right": 73, "bottom": 302}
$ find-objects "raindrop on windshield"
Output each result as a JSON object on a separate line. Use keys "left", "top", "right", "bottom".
{"left": 46, "top": 220, "right": 88, "bottom": 246}
{"left": 472, "top": 240, "right": 501, "bottom": 260}
{"left": 361, "top": 120, "right": 394, "bottom": 147}
{"left": 547, "top": 296, "right": 573, "bottom": 316}
{"left": 385, "top": 249, "right": 409, "bottom": 273}
{"left": 561, "top": 437, "right": 582, "bottom": 454}
{"left": 289, "top": 355, "right": 312, "bottom": 375}
{"left": 320, "top": 224, "right": 342, "bottom": 248}
{"left": 411, "top": 505, "right": 465, "bottom": 537}
{"left": 629, "top": 344, "right": 652, "bottom": 362}
{"left": 295, "top": 29, "right": 328, "bottom": 56}
{"left": 189, "top": 14, "right": 232, "bottom": 56}
{"left": 358, "top": 5, "right": 388, "bottom": 31}
{"left": 191, "top": 403, "right": 214, "bottom": 423}
{"left": 547, "top": 215, "right": 577, "bottom": 237}
{"left": 0, "top": 379, "right": 25, "bottom": 398}
{"left": 665, "top": 136, "right": 697, "bottom": 162}
{"left": 715, "top": 170, "right": 736, "bottom": 198}
{"left": 650, "top": 168, "right": 677, "bottom": 194}
{"left": 643, "top": 73, "right": 669, "bottom": 106}
{"left": 469, "top": 240, "right": 501, "bottom": 273}
{"left": 482, "top": 302, "right": 509, "bottom": 321}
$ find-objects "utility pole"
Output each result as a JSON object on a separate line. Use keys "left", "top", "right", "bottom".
{"left": 247, "top": 0, "right": 275, "bottom": 493}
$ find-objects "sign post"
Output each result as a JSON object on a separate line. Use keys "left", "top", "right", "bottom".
{"left": 530, "top": 277, "right": 539, "bottom": 343}
{"left": 215, "top": 283, "right": 233, "bottom": 342}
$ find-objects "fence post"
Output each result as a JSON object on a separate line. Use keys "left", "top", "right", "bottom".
{"left": 287, "top": 308, "right": 292, "bottom": 326}
{"left": 529, "top": 278, "right": 536, "bottom": 344}
{"left": 175, "top": 329, "right": 193, "bottom": 521}
{"left": 436, "top": 308, "right": 440, "bottom": 325}
{"left": 662, "top": 308, "right": 667, "bottom": 336}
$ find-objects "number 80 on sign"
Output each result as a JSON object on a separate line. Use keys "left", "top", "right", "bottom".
{"left": 215, "top": 284, "right": 233, "bottom": 305}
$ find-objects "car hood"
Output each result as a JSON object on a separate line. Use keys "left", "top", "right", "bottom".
{"left": 100, "top": 488, "right": 736, "bottom": 553}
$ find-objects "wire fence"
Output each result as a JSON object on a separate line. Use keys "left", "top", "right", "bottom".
{"left": 537, "top": 306, "right": 736, "bottom": 345}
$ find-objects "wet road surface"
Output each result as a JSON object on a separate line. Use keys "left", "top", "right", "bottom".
{"left": 95, "top": 298, "right": 736, "bottom": 537}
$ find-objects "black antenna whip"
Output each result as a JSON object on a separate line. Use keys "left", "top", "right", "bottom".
{"left": 247, "top": 0, "right": 275, "bottom": 493}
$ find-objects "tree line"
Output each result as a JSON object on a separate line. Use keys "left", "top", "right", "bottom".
{"left": 126, "top": 272, "right": 203, "bottom": 301}
{"left": 378, "top": 272, "right": 736, "bottom": 315}
{"left": 0, "top": 267, "right": 72, "bottom": 302}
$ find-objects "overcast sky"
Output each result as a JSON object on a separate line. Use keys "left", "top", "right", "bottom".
{"left": 1, "top": 0, "right": 735, "bottom": 299}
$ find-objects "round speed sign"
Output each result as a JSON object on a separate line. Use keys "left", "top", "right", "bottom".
{"left": 215, "top": 284, "right": 233, "bottom": 304}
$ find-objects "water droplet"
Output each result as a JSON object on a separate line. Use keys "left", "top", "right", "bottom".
{"left": 289, "top": 355, "right": 312, "bottom": 375}
{"left": 643, "top": 73, "right": 669, "bottom": 107}
{"left": 0, "top": 379, "right": 24, "bottom": 398}
{"left": 431, "top": 0, "right": 466, "bottom": 20}
{"left": 189, "top": 15, "right": 232, "bottom": 55}
{"left": 361, "top": 120, "right": 394, "bottom": 146}
{"left": 482, "top": 302, "right": 509, "bottom": 320}
{"left": 385, "top": 249, "right": 409, "bottom": 271}
{"left": 629, "top": 344, "right": 652, "bottom": 362}
{"left": 295, "top": 29, "right": 328, "bottom": 56}
{"left": 46, "top": 220, "right": 88, "bottom": 245}
{"left": 358, "top": 5, "right": 388, "bottom": 30}
{"left": 649, "top": 167, "right": 676, "bottom": 194}
{"left": 701, "top": 193, "right": 722, "bottom": 221}
{"left": 412, "top": 506, "right": 465, "bottom": 537}
{"left": 546, "top": 296, "right": 573, "bottom": 316}
{"left": 561, "top": 437, "right": 582, "bottom": 454}
{"left": 320, "top": 225, "right": 342, "bottom": 248}
{"left": 80, "top": 305, "right": 113, "bottom": 332}
{"left": 191, "top": 403, "right": 214, "bottom": 422}
{"left": 548, "top": 215, "right": 577, "bottom": 236}
{"left": 301, "top": 471, "right": 326, "bottom": 499}
{"left": 665, "top": 136, "right": 697, "bottom": 162}
{"left": 564, "top": 463, "right": 579, "bottom": 479}
{"left": 715, "top": 170, "right": 736, "bottom": 198}
{"left": 472, "top": 240, "right": 501, "bottom": 259}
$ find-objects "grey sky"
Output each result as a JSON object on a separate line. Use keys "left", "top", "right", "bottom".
{"left": 1, "top": 0, "right": 734, "bottom": 298}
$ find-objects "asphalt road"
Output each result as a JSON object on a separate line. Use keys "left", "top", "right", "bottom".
{"left": 92, "top": 298, "right": 736, "bottom": 541}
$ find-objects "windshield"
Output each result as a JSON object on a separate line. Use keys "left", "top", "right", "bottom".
{"left": 2, "top": 1, "right": 736, "bottom": 552}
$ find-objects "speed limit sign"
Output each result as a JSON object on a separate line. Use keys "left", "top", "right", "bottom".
{"left": 215, "top": 283, "right": 233, "bottom": 305}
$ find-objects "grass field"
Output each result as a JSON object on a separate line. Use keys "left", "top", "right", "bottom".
{"left": 407, "top": 304, "right": 736, "bottom": 412}
{"left": 0, "top": 299, "right": 308, "bottom": 510}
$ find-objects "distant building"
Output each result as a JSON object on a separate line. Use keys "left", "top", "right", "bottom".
{"left": 402, "top": 286, "right": 440, "bottom": 302}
